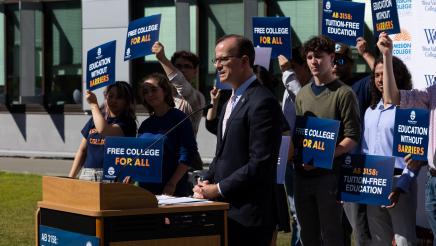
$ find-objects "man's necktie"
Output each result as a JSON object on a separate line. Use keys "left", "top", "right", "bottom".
{"left": 222, "top": 93, "right": 236, "bottom": 138}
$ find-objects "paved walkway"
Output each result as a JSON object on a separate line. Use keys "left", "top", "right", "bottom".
{"left": 0, "top": 157, "right": 72, "bottom": 176}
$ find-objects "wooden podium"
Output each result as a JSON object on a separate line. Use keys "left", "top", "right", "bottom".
{"left": 36, "top": 176, "right": 228, "bottom": 246}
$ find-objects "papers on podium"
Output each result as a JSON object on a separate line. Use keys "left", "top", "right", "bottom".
{"left": 156, "top": 195, "right": 211, "bottom": 206}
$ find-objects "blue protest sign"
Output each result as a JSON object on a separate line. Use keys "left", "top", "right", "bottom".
{"left": 253, "top": 17, "right": 292, "bottom": 59}
{"left": 371, "top": 0, "right": 400, "bottom": 36}
{"left": 124, "top": 14, "right": 161, "bottom": 61}
{"left": 339, "top": 154, "right": 395, "bottom": 206}
{"left": 322, "top": 0, "right": 365, "bottom": 46}
{"left": 86, "top": 40, "right": 116, "bottom": 91}
{"left": 392, "top": 108, "right": 429, "bottom": 161}
{"left": 277, "top": 136, "right": 291, "bottom": 184}
{"left": 103, "top": 136, "right": 164, "bottom": 183}
{"left": 39, "top": 225, "right": 100, "bottom": 246}
{"left": 293, "top": 116, "right": 340, "bottom": 169}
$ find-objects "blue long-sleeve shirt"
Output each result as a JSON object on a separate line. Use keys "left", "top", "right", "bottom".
{"left": 138, "top": 108, "right": 197, "bottom": 196}
{"left": 362, "top": 100, "right": 419, "bottom": 192}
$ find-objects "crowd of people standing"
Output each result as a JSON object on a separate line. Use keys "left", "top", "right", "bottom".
{"left": 67, "top": 31, "right": 435, "bottom": 246}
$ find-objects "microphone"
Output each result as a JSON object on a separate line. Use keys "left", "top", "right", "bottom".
{"left": 113, "top": 103, "right": 213, "bottom": 183}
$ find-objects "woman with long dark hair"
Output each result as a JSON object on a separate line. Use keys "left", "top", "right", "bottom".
{"left": 69, "top": 81, "right": 137, "bottom": 181}
{"left": 362, "top": 32, "right": 420, "bottom": 245}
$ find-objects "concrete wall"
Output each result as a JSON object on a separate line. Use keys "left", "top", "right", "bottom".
{"left": 0, "top": 112, "right": 217, "bottom": 161}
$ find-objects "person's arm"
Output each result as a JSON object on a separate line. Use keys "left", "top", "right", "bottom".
{"left": 152, "top": 41, "right": 204, "bottom": 110}
{"left": 68, "top": 138, "right": 87, "bottom": 178}
{"left": 356, "top": 37, "right": 375, "bottom": 70}
{"left": 207, "top": 87, "right": 220, "bottom": 121}
{"left": 278, "top": 55, "right": 302, "bottom": 97}
{"left": 163, "top": 163, "right": 190, "bottom": 195}
{"left": 334, "top": 137, "right": 358, "bottom": 157}
{"left": 337, "top": 89, "right": 361, "bottom": 156}
{"left": 152, "top": 41, "right": 178, "bottom": 78}
{"left": 86, "top": 91, "right": 124, "bottom": 136}
{"left": 377, "top": 32, "right": 400, "bottom": 105}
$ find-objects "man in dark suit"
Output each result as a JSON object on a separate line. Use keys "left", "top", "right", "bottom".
{"left": 193, "top": 34, "right": 283, "bottom": 245}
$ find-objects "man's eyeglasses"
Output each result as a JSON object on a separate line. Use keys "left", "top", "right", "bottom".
{"left": 212, "top": 55, "right": 238, "bottom": 65}
{"left": 334, "top": 58, "right": 346, "bottom": 66}
{"left": 175, "top": 63, "right": 195, "bottom": 70}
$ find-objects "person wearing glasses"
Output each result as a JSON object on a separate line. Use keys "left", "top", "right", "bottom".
{"left": 193, "top": 34, "right": 283, "bottom": 245}
{"left": 68, "top": 81, "right": 137, "bottom": 181}
{"left": 136, "top": 73, "right": 197, "bottom": 196}
{"left": 152, "top": 42, "right": 205, "bottom": 137}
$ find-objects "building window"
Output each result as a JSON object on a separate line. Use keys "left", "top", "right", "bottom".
{"left": 131, "top": 0, "right": 198, "bottom": 104}
{"left": 44, "top": 1, "right": 82, "bottom": 106}
{"left": 198, "top": 0, "right": 244, "bottom": 93}
{"left": 0, "top": 6, "right": 5, "bottom": 103}
{"left": 5, "top": 4, "right": 20, "bottom": 104}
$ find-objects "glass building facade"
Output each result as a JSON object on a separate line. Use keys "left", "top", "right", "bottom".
{"left": 0, "top": 0, "right": 373, "bottom": 110}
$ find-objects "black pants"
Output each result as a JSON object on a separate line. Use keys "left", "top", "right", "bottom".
{"left": 227, "top": 218, "right": 273, "bottom": 246}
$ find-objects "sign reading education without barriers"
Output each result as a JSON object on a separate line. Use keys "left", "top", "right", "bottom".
{"left": 293, "top": 116, "right": 340, "bottom": 169}
{"left": 392, "top": 108, "right": 429, "bottom": 161}
{"left": 86, "top": 40, "right": 116, "bottom": 91}
{"left": 322, "top": 0, "right": 365, "bottom": 46}
{"left": 371, "top": 0, "right": 401, "bottom": 36}
{"left": 103, "top": 136, "right": 164, "bottom": 183}
{"left": 124, "top": 14, "right": 161, "bottom": 60}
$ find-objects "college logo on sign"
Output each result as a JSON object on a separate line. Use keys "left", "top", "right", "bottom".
{"left": 86, "top": 242, "right": 93, "bottom": 246}
{"left": 410, "top": 110, "right": 416, "bottom": 121}
{"left": 425, "top": 74, "right": 436, "bottom": 87}
{"left": 125, "top": 48, "right": 131, "bottom": 58}
{"left": 422, "top": 29, "right": 436, "bottom": 59}
{"left": 424, "top": 29, "right": 436, "bottom": 45}
{"left": 421, "top": 0, "right": 436, "bottom": 13}
{"left": 97, "top": 48, "right": 102, "bottom": 58}
{"left": 323, "top": 0, "right": 332, "bottom": 13}
{"left": 107, "top": 166, "right": 115, "bottom": 176}
{"left": 392, "top": 29, "right": 412, "bottom": 60}
{"left": 342, "top": 155, "right": 352, "bottom": 168}
{"left": 397, "top": 0, "right": 411, "bottom": 16}
{"left": 409, "top": 110, "right": 416, "bottom": 123}
{"left": 325, "top": 1, "right": 331, "bottom": 10}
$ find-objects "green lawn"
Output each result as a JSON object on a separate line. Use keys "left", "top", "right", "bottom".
{"left": 0, "top": 172, "right": 41, "bottom": 246}
{"left": 0, "top": 172, "right": 292, "bottom": 245}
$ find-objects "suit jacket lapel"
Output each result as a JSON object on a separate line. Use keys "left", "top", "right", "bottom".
{"left": 216, "top": 81, "right": 259, "bottom": 156}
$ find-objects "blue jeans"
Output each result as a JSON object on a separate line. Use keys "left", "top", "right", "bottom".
{"left": 425, "top": 173, "right": 436, "bottom": 246}
{"left": 285, "top": 164, "right": 301, "bottom": 246}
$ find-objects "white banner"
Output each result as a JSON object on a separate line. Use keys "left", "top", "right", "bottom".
{"left": 390, "top": 0, "right": 436, "bottom": 228}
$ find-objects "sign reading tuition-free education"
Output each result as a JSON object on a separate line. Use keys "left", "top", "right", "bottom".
{"left": 253, "top": 17, "right": 291, "bottom": 59}
{"left": 124, "top": 14, "right": 161, "bottom": 60}
{"left": 322, "top": 0, "right": 365, "bottom": 46}
{"left": 393, "top": 108, "right": 430, "bottom": 161}
{"left": 293, "top": 116, "right": 340, "bottom": 169}
{"left": 371, "top": 0, "right": 401, "bottom": 36}
{"left": 339, "top": 154, "right": 395, "bottom": 206}
{"left": 86, "top": 40, "right": 116, "bottom": 91}
{"left": 39, "top": 225, "right": 100, "bottom": 246}
{"left": 103, "top": 136, "right": 164, "bottom": 183}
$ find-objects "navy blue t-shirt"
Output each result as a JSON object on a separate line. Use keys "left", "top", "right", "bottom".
{"left": 81, "top": 116, "right": 137, "bottom": 168}
{"left": 137, "top": 108, "right": 197, "bottom": 196}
